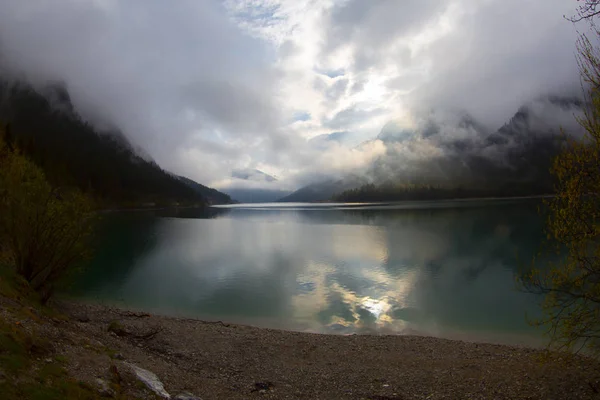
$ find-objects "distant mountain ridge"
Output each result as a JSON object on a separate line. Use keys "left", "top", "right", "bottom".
{"left": 224, "top": 188, "right": 292, "bottom": 203}
{"left": 278, "top": 176, "right": 366, "bottom": 203}
{"left": 177, "top": 176, "right": 231, "bottom": 205}
{"left": 284, "top": 95, "right": 584, "bottom": 202}
{"left": 0, "top": 79, "right": 231, "bottom": 207}
{"left": 231, "top": 168, "right": 277, "bottom": 182}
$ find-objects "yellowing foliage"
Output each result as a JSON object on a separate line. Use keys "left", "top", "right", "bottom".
{"left": 519, "top": 33, "right": 600, "bottom": 355}
{"left": 0, "top": 127, "right": 95, "bottom": 303}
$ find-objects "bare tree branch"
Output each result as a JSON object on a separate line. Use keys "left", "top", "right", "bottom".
{"left": 568, "top": 0, "right": 600, "bottom": 23}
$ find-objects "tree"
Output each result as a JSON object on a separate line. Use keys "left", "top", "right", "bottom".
{"left": 0, "top": 81, "right": 227, "bottom": 208}
{"left": 517, "top": 30, "right": 600, "bottom": 355}
{"left": 0, "top": 127, "right": 95, "bottom": 303}
{"left": 569, "top": 1, "right": 600, "bottom": 22}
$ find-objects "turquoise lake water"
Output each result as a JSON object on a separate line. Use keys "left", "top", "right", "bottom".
{"left": 72, "top": 198, "right": 553, "bottom": 345}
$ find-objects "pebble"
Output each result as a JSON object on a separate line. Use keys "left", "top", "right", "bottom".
{"left": 96, "top": 378, "right": 116, "bottom": 398}
{"left": 77, "top": 315, "right": 91, "bottom": 323}
{"left": 174, "top": 392, "right": 202, "bottom": 400}
{"left": 126, "top": 362, "right": 171, "bottom": 398}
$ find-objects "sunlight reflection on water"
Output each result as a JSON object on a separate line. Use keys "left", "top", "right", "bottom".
{"left": 75, "top": 200, "right": 550, "bottom": 346}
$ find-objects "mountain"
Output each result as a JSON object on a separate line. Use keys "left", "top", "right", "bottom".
{"left": 0, "top": 80, "right": 231, "bottom": 207}
{"left": 293, "top": 96, "right": 584, "bottom": 203}
{"left": 222, "top": 168, "right": 289, "bottom": 202}
{"left": 177, "top": 176, "right": 231, "bottom": 205}
{"left": 278, "top": 176, "right": 365, "bottom": 202}
{"left": 456, "top": 95, "right": 583, "bottom": 191}
{"left": 231, "top": 168, "right": 277, "bottom": 182}
{"left": 224, "top": 188, "right": 291, "bottom": 203}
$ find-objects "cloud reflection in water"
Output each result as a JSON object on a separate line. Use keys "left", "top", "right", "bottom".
{"left": 78, "top": 201, "right": 548, "bottom": 344}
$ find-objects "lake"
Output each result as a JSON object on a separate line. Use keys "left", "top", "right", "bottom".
{"left": 71, "top": 198, "right": 553, "bottom": 346}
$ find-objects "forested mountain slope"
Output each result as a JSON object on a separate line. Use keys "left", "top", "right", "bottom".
{"left": 0, "top": 80, "right": 230, "bottom": 207}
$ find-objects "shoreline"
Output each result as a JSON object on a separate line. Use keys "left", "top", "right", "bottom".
{"left": 61, "top": 296, "right": 546, "bottom": 349}
{"left": 37, "top": 299, "right": 600, "bottom": 398}
{"left": 213, "top": 195, "right": 552, "bottom": 209}
{"left": 2, "top": 287, "right": 599, "bottom": 399}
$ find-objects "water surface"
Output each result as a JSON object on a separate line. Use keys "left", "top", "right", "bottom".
{"left": 73, "top": 199, "right": 552, "bottom": 345}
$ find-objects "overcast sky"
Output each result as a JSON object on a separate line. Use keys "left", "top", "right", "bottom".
{"left": 0, "top": 0, "right": 584, "bottom": 190}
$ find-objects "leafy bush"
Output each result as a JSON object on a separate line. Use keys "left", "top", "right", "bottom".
{"left": 518, "top": 32, "right": 600, "bottom": 355}
{"left": 0, "top": 127, "right": 95, "bottom": 303}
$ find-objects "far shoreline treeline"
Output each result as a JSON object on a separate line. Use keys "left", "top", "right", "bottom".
{"left": 331, "top": 182, "right": 554, "bottom": 203}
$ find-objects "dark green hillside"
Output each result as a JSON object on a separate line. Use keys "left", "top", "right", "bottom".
{"left": 333, "top": 183, "right": 547, "bottom": 203}
{"left": 0, "top": 80, "right": 230, "bottom": 207}
{"left": 177, "top": 175, "right": 231, "bottom": 205}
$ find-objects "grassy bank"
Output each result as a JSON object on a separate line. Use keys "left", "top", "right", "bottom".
{"left": 0, "top": 266, "right": 107, "bottom": 399}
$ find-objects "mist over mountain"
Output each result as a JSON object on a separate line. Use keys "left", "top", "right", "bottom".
{"left": 218, "top": 168, "right": 291, "bottom": 203}
{"left": 176, "top": 176, "right": 232, "bottom": 205}
{"left": 0, "top": 72, "right": 583, "bottom": 205}
{"left": 225, "top": 188, "right": 292, "bottom": 203}
{"left": 278, "top": 175, "right": 367, "bottom": 203}
{"left": 372, "top": 96, "right": 582, "bottom": 185}
{"left": 0, "top": 0, "right": 582, "bottom": 192}
{"left": 0, "top": 79, "right": 231, "bottom": 206}
{"left": 231, "top": 168, "right": 277, "bottom": 183}
{"left": 0, "top": 0, "right": 587, "bottom": 203}
{"left": 287, "top": 95, "right": 585, "bottom": 202}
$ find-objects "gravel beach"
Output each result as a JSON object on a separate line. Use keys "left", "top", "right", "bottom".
{"left": 18, "top": 300, "right": 592, "bottom": 400}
